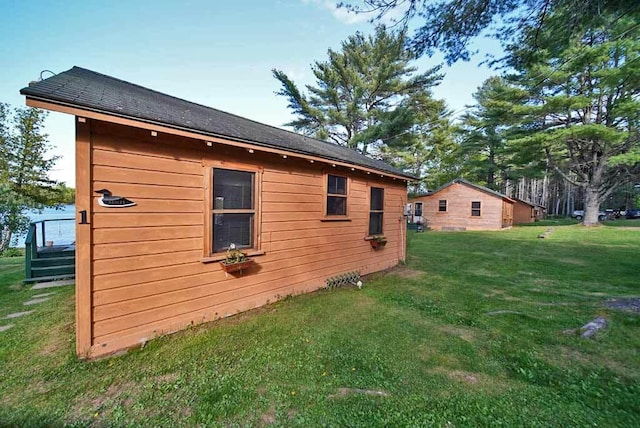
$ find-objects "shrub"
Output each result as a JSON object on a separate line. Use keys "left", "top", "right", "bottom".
{"left": 2, "top": 247, "right": 23, "bottom": 257}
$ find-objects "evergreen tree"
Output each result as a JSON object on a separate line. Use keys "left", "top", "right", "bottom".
{"left": 377, "top": 95, "right": 458, "bottom": 192}
{"left": 457, "top": 77, "right": 508, "bottom": 189}
{"left": 456, "top": 76, "right": 531, "bottom": 189}
{"left": 341, "top": 0, "right": 635, "bottom": 64}
{"left": 0, "top": 103, "right": 61, "bottom": 250}
{"left": 505, "top": 11, "right": 640, "bottom": 225}
{"left": 273, "top": 26, "right": 443, "bottom": 155}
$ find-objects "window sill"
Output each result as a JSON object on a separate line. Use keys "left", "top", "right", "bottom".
{"left": 201, "top": 250, "right": 265, "bottom": 264}
{"left": 320, "top": 217, "right": 352, "bottom": 222}
{"left": 364, "top": 235, "right": 385, "bottom": 241}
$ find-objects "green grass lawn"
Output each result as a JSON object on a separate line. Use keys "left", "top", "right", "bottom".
{"left": 1, "top": 225, "right": 639, "bottom": 427}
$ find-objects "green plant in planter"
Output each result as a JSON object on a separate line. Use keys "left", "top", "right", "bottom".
{"left": 369, "top": 235, "right": 387, "bottom": 249}
{"left": 223, "top": 243, "right": 248, "bottom": 265}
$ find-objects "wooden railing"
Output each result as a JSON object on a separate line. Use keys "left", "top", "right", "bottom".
{"left": 24, "top": 223, "right": 37, "bottom": 280}
{"left": 24, "top": 218, "right": 75, "bottom": 282}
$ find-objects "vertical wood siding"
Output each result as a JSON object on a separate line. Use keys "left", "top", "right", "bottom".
{"left": 513, "top": 201, "right": 535, "bottom": 224}
{"left": 85, "top": 120, "right": 407, "bottom": 357}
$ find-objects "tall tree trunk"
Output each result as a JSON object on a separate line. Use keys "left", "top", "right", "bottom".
{"left": 583, "top": 187, "right": 601, "bottom": 226}
{"left": 0, "top": 229, "right": 11, "bottom": 252}
{"left": 542, "top": 173, "right": 549, "bottom": 212}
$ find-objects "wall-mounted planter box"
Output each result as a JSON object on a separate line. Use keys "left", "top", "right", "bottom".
{"left": 220, "top": 259, "right": 255, "bottom": 274}
{"left": 369, "top": 239, "right": 387, "bottom": 249}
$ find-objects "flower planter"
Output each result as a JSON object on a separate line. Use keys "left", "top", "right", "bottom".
{"left": 369, "top": 239, "right": 387, "bottom": 249}
{"left": 219, "top": 259, "right": 255, "bottom": 273}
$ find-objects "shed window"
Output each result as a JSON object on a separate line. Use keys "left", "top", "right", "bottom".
{"left": 326, "top": 174, "right": 347, "bottom": 216}
{"left": 414, "top": 202, "right": 423, "bottom": 217}
{"left": 369, "top": 187, "right": 384, "bottom": 235}
{"left": 212, "top": 168, "right": 255, "bottom": 252}
{"left": 438, "top": 200, "right": 447, "bottom": 212}
{"left": 471, "top": 201, "right": 481, "bottom": 217}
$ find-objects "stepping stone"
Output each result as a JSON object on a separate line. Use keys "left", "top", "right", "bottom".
{"left": 32, "top": 279, "right": 74, "bottom": 290}
{"left": 23, "top": 297, "right": 51, "bottom": 306}
{"left": 31, "top": 292, "right": 54, "bottom": 299}
{"left": 4, "top": 310, "right": 34, "bottom": 319}
{"left": 0, "top": 324, "right": 15, "bottom": 333}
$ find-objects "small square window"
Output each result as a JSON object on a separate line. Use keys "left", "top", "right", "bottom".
{"left": 327, "top": 195, "right": 347, "bottom": 215}
{"left": 438, "top": 200, "right": 447, "bottom": 212}
{"left": 213, "top": 213, "right": 253, "bottom": 252}
{"left": 328, "top": 174, "right": 347, "bottom": 195}
{"left": 471, "top": 201, "right": 481, "bottom": 217}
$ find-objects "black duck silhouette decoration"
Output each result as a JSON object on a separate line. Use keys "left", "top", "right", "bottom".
{"left": 95, "top": 189, "right": 137, "bottom": 208}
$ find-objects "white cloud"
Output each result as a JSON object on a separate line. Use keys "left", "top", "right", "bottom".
{"left": 302, "top": 0, "right": 369, "bottom": 25}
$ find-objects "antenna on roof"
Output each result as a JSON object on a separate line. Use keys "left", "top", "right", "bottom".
{"left": 30, "top": 69, "right": 57, "bottom": 86}
{"left": 39, "top": 70, "right": 56, "bottom": 80}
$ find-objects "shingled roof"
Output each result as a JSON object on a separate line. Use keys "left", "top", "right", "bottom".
{"left": 21, "top": 66, "right": 414, "bottom": 179}
{"left": 428, "top": 178, "right": 514, "bottom": 202}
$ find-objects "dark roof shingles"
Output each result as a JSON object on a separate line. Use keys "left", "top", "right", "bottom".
{"left": 21, "top": 67, "right": 412, "bottom": 178}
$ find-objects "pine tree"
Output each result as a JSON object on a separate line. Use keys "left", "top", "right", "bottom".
{"left": 273, "top": 26, "right": 443, "bottom": 155}
{"left": 0, "top": 104, "right": 61, "bottom": 250}
{"left": 506, "top": 12, "right": 640, "bottom": 225}
{"left": 342, "top": 0, "right": 634, "bottom": 64}
{"left": 378, "top": 94, "right": 457, "bottom": 192}
{"left": 456, "top": 76, "right": 529, "bottom": 189}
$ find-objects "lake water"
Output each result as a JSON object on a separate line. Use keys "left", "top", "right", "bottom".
{"left": 13, "top": 205, "right": 76, "bottom": 247}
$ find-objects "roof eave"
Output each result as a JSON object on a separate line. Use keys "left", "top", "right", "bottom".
{"left": 25, "top": 95, "right": 417, "bottom": 181}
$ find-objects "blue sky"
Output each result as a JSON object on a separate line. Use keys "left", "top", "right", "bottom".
{"left": 0, "top": 0, "right": 501, "bottom": 186}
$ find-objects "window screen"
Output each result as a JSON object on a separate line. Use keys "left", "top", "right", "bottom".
{"left": 369, "top": 187, "right": 384, "bottom": 235}
{"left": 327, "top": 174, "right": 347, "bottom": 215}
{"left": 212, "top": 168, "right": 255, "bottom": 252}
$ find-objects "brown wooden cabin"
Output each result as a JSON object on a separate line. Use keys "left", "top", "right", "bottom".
{"left": 409, "top": 178, "right": 514, "bottom": 231}
{"left": 513, "top": 199, "right": 537, "bottom": 224}
{"left": 21, "top": 67, "right": 414, "bottom": 359}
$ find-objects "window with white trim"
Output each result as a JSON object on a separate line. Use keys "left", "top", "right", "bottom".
{"left": 414, "top": 202, "right": 423, "bottom": 217}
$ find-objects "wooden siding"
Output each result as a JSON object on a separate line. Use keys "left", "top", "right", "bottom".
{"left": 75, "top": 118, "right": 92, "bottom": 357}
{"left": 411, "top": 182, "right": 512, "bottom": 231}
{"left": 82, "top": 119, "right": 407, "bottom": 358}
{"left": 513, "top": 200, "right": 535, "bottom": 224}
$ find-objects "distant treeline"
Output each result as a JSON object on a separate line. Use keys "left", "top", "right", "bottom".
{"left": 54, "top": 183, "right": 75, "bottom": 205}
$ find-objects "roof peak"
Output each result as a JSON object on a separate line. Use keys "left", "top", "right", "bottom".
{"left": 429, "top": 178, "right": 513, "bottom": 201}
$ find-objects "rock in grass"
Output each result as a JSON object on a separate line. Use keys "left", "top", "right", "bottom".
{"left": 538, "top": 228, "right": 554, "bottom": 239}
{"left": 581, "top": 317, "right": 607, "bottom": 338}
{"left": 604, "top": 297, "right": 640, "bottom": 313}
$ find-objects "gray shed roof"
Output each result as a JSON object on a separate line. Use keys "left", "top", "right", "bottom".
{"left": 21, "top": 66, "right": 414, "bottom": 179}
